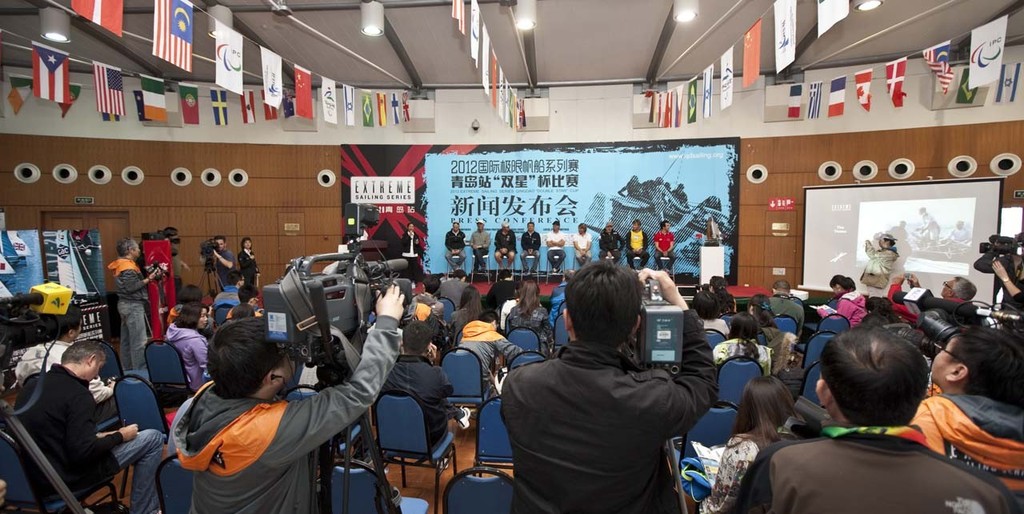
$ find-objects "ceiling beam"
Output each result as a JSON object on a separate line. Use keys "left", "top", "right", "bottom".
{"left": 522, "top": 31, "right": 538, "bottom": 90}
{"left": 203, "top": 0, "right": 295, "bottom": 84}
{"left": 119, "top": 0, "right": 516, "bottom": 15}
{"left": 656, "top": 0, "right": 747, "bottom": 81}
{"left": 645, "top": 10, "right": 676, "bottom": 87}
{"left": 383, "top": 15, "right": 423, "bottom": 90}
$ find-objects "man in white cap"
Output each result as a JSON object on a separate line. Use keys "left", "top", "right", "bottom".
{"left": 494, "top": 220, "right": 517, "bottom": 272}
{"left": 470, "top": 219, "right": 492, "bottom": 274}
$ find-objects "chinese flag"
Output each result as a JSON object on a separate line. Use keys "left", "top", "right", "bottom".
{"left": 294, "top": 64, "right": 313, "bottom": 119}
{"left": 743, "top": 19, "right": 761, "bottom": 88}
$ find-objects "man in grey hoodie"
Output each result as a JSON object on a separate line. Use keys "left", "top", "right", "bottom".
{"left": 173, "top": 286, "right": 405, "bottom": 513}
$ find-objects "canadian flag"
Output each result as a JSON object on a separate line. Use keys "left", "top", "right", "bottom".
{"left": 855, "top": 68, "right": 872, "bottom": 111}
{"left": 886, "top": 57, "right": 908, "bottom": 108}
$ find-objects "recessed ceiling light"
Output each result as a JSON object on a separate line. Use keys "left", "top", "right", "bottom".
{"left": 40, "top": 7, "right": 71, "bottom": 43}
{"left": 853, "top": 0, "right": 883, "bottom": 12}
{"left": 674, "top": 0, "right": 698, "bottom": 22}
{"left": 361, "top": 0, "right": 384, "bottom": 36}
{"left": 516, "top": 0, "right": 536, "bottom": 30}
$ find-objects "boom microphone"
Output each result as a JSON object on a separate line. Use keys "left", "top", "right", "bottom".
{"left": 892, "top": 291, "right": 1021, "bottom": 322}
{"left": 0, "top": 283, "right": 73, "bottom": 315}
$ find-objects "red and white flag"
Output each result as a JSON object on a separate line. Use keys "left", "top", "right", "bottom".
{"left": 72, "top": 0, "right": 123, "bottom": 36}
{"left": 152, "top": 0, "right": 193, "bottom": 72}
{"left": 855, "top": 68, "right": 872, "bottom": 111}
{"left": 787, "top": 84, "right": 802, "bottom": 118}
{"left": 240, "top": 90, "right": 256, "bottom": 124}
{"left": 294, "top": 65, "right": 313, "bottom": 119}
{"left": 885, "top": 57, "right": 907, "bottom": 108}
{"left": 261, "top": 90, "right": 278, "bottom": 120}
{"left": 32, "top": 42, "right": 70, "bottom": 103}
{"left": 92, "top": 61, "right": 125, "bottom": 116}
{"left": 452, "top": 0, "right": 465, "bottom": 34}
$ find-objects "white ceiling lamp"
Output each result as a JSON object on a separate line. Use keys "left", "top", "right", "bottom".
{"left": 361, "top": 1, "right": 384, "bottom": 36}
{"left": 516, "top": 0, "right": 537, "bottom": 30}
{"left": 673, "top": 0, "right": 698, "bottom": 22}
{"left": 41, "top": 7, "right": 71, "bottom": 43}
{"left": 208, "top": 4, "right": 233, "bottom": 37}
{"left": 853, "top": 0, "right": 883, "bottom": 12}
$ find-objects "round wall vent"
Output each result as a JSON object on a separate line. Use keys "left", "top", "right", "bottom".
{"left": 317, "top": 169, "right": 337, "bottom": 188}
{"left": 171, "top": 167, "right": 193, "bottom": 186}
{"left": 990, "top": 153, "right": 1021, "bottom": 176}
{"left": 201, "top": 168, "right": 222, "bottom": 187}
{"left": 88, "top": 165, "right": 112, "bottom": 184}
{"left": 947, "top": 156, "right": 977, "bottom": 178}
{"left": 52, "top": 164, "right": 78, "bottom": 184}
{"left": 14, "top": 163, "right": 41, "bottom": 184}
{"left": 122, "top": 166, "right": 145, "bottom": 186}
{"left": 746, "top": 164, "right": 768, "bottom": 184}
{"left": 853, "top": 160, "right": 878, "bottom": 181}
{"left": 818, "top": 161, "right": 843, "bottom": 182}
{"left": 228, "top": 168, "right": 249, "bottom": 187}
{"left": 888, "top": 158, "right": 915, "bottom": 180}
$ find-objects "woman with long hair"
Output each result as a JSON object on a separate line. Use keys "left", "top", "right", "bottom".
{"left": 507, "top": 279, "right": 552, "bottom": 346}
{"left": 238, "top": 237, "right": 260, "bottom": 288}
{"left": 703, "top": 377, "right": 795, "bottom": 514}
{"left": 713, "top": 312, "right": 772, "bottom": 374}
{"left": 165, "top": 302, "right": 209, "bottom": 391}
{"left": 451, "top": 285, "right": 483, "bottom": 340}
{"left": 709, "top": 276, "right": 736, "bottom": 315}
{"left": 817, "top": 274, "right": 867, "bottom": 327}
{"left": 748, "top": 294, "right": 794, "bottom": 373}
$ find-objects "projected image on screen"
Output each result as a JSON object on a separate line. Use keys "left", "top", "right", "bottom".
{"left": 856, "top": 198, "right": 976, "bottom": 275}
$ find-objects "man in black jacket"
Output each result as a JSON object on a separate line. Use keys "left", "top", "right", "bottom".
{"left": 444, "top": 221, "right": 466, "bottom": 272}
{"left": 599, "top": 222, "right": 625, "bottom": 262}
{"left": 520, "top": 221, "right": 541, "bottom": 274}
{"left": 501, "top": 262, "right": 717, "bottom": 513}
{"left": 15, "top": 341, "right": 164, "bottom": 514}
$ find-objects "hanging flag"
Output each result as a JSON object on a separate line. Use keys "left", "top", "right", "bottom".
{"left": 518, "top": 97, "right": 526, "bottom": 128}
{"left": 664, "top": 91, "right": 673, "bottom": 128}
{"left": 923, "top": 41, "right": 954, "bottom": 94}
{"left": 687, "top": 78, "right": 697, "bottom": 124}
{"left": 215, "top": 21, "right": 244, "bottom": 95}
{"left": 293, "top": 65, "right": 312, "bottom": 119}
{"left": 481, "top": 25, "right": 491, "bottom": 96}
{"left": 491, "top": 51, "right": 498, "bottom": 108}
{"left": 179, "top": 83, "right": 199, "bottom": 125}
{"left": 8, "top": 76, "right": 32, "bottom": 115}
{"left": 361, "top": 90, "right": 373, "bottom": 126}
{"left": 133, "top": 90, "right": 149, "bottom": 121}
{"left": 282, "top": 91, "right": 295, "bottom": 118}
{"left": 1, "top": 30, "right": 3, "bottom": 69}
{"left": 72, "top": 0, "right": 123, "bottom": 36}
{"left": 498, "top": 68, "right": 506, "bottom": 120}
{"left": 321, "top": 77, "right": 337, "bottom": 125}
{"left": 774, "top": 0, "right": 796, "bottom": 73}
{"left": 702, "top": 65, "right": 714, "bottom": 119}
{"left": 470, "top": 0, "right": 480, "bottom": 66}
{"left": 720, "top": 47, "right": 734, "bottom": 111}
{"left": 828, "top": 76, "right": 846, "bottom": 117}
{"left": 152, "top": 0, "right": 192, "bottom": 72}
{"left": 645, "top": 91, "right": 656, "bottom": 124}
{"left": 787, "top": 84, "right": 802, "bottom": 118}
{"left": 343, "top": 84, "right": 356, "bottom": 126}
{"left": 807, "top": 81, "right": 823, "bottom": 119}
{"left": 956, "top": 69, "right": 980, "bottom": 104}
{"left": 92, "top": 61, "right": 125, "bottom": 116}
{"left": 58, "top": 84, "right": 82, "bottom": 118}
{"left": 743, "top": 20, "right": 761, "bottom": 89}
{"left": 260, "top": 46, "right": 282, "bottom": 108}
{"left": 210, "top": 88, "right": 228, "bottom": 125}
{"left": 969, "top": 15, "right": 1007, "bottom": 89}
{"left": 101, "top": 112, "right": 120, "bottom": 122}
{"left": 140, "top": 74, "right": 167, "bottom": 121}
{"left": 855, "top": 69, "right": 872, "bottom": 111}
{"left": 388, "top": 93, "right": 399, "bottom": 125}
{"left": 674, "top": 85, "right": 684, "bottom": 127}
{"left": 817, "top": 0, "right": 848, "bottom": 38}
{"left": 401, "top": 91, "right": 411, "bottom": 122}
{"left": 261, "top": 90, "right": 278, "bottom": 120}
{"left": 240, "top": 90, "right": 256, "bottom": 124}
{"left": 452, "top": 0, "right": 465, "bottom": 34}
{"left": 376, "top": 92, "right": 388, "bottom": 126}
{"left": 996, "top": 62, "right": 1021, "bottom": 103}
{"left": 885, "top": 57, "right": 908, "bottom": 108}
{"left": 32, "top": 42, "right": 70, "bottom": 103}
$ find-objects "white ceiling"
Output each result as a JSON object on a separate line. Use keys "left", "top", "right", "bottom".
{"left": 1, "top": 0, "right": 1023, "bottom": 89}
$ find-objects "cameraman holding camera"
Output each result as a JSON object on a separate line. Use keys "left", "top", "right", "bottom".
{"left": 108, "top": 238, "right": 161, "bottom": 371}
{"left": 209, "top": 235, "right": 237, "bottom": 289}
{"left": 975, "top": 234, "right": 1024, "bottom": 307}
{"left": 501, "top": 262, "right": 717, "bottom": 513}
{"left": 173, "top": 285, "right": 405, "bottom": 513}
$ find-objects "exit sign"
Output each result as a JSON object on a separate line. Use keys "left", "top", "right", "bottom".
{"left": 74, "top": 196, "right": 95, "bottom": 205}
{"left": 1014, "top": 190, "right": 1024, "bottom": 199}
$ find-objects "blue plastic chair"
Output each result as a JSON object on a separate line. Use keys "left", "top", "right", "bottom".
{"left": 213, "top": 304, "right": 232, "bottom": 325}
{"left": 440, "top": 297, "right": 457, "bottom": 324}
{"left": 721, "top": 314, "right": 734, "bottom": 326}
{"left": 443, "top": 467, "right": 514, "bottom": 514}
{"left": 818, "top": 313, "right": 850, "bottom": 334}
{"left": 0, "top": 432, "right": 118, "bottom": 513}
{"left": 509, "top": 351, "right": 545, "bottom": 369}
{"left": 705, "top": 329, "right": 726, "bottom": 347}
{"left": 475, "top": 397, "right": 513, "bottom": 468}
{"left": 114, "top": 375, "right": 169, "bottom": 438}
{"left": 756, "top": 332, "right": 768, "bottom": 346}
{"left": 803, "top": 331, "right": 837, "bottom": 368}
{"left": 442, "top": 349, "right": 487, "bottom": 406}
{"left": 717, "top": 356, "right": 763, "bottom": 405}
{"left": 802, "top": 361, "right": 822, "bottom": 405}
{"left": 506, "top": 327, "right": 542, "bottom": 353}
{"left": 285, "top": 386, "right": 318, "bottom": 401}
{"left": 374, "top": 392, "right": 457, "bottom": 512}
{"left": 144, "top": 340, "right": 193, "bottom": 392}
{"left": 331, "top": 462, "right": 429, "bottom": 514}
{"left": 553, "top": 312, "right": 569, "bottom": 349}
{"left": 98, "top": 340, "right": 123, "bottom": 382}
{"left": 773, "top": 315, "right": 798, "bottom": 335}
{"left": 156, "top": 456, "right": 193, "bottom": 514}
{"left": 683, "top": 403, "right": 739, "bottom": 459}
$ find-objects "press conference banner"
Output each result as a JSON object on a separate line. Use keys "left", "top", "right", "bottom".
{"left": 340, "top": 139, "right": 739, "bottom": 280}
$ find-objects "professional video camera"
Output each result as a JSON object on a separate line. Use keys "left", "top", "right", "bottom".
{"left": 979, "top": 233, "right": 1023, "bottom": 256}
{"left": 634, "top": 279, "right": 686, "bottom": 374}
{"left": 0, "top": 283, "right": 73, "bottom": 378}
{"left": 199, "top": 239, "right": 218, "bottom": 260}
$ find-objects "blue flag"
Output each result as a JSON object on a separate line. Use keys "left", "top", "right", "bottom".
{"left": 282, "top": 93, "right": 295, "bottom": 118}
{"left": 133, "top": 90, "right": 149, "bottom": 121}
{"left": 210, "top": 88, "right": 228, "bottom": 126}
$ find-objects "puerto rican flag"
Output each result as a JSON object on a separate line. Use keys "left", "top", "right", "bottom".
{"left": 32, "top": 42, "right": 70, "bottom": 103}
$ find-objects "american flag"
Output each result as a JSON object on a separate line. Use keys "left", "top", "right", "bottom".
{"left": 92, "top": 61, "right": 125, "bottom": 116}
{"left": 923, "top": 41, "right": 954, "bottom": 94}
{"left": 152, "top": 0, "right": 193, "bottom": 72}
{"left": 452, "top": 0, "right": 465, "bottom": 34}
{"left": 807, "top": 81, "right": 823, "bottom": 119}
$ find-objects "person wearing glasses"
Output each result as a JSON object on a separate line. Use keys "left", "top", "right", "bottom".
{"left": 887, "top": 274, "right": 976, "bottom": 325}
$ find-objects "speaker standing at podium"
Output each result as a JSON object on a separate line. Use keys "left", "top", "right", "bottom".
{"left": 401, "top": 223, "right": 423, "bottom": 284}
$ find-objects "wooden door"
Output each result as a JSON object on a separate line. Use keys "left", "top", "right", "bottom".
{"left": 42, "top": 211, "right": 130, "bottom": 291}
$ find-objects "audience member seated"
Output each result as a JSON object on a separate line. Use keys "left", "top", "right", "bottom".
{"left": 499, "top": 285, "right": 520, "bottom": 332}
{"left": 451, "top": 285, "right": 483, "bottom": 341}
{"left": 768, "top": 279, "right": 804, "bottom": 333}
{"left": 437, "top": 269, "right": 469, "bottom": 303}
{"left": 165, "top": 302, "right": 210, "bottom": 390}
{"left": 817, "top": 274, "right": 866, "bottom": 327}
{"left": 888, "top": 273, "right": 976, "bottom": 324}
{"left": 382, "top": 320, "right": 471, "bottom": 446}
{"left": 227, "top": 303, "right": 256, "bottom": 320}
{"left": 15, "top": 305, "right": 116, "bottom": 420}
{"left": 15, "top": 341, "right": 164, "bottom": 514}
{"left": 748, "top": 294, "right": 794, "bottom": 373}
{"left": 502, "top": 266, "right": 716, "bottom": 513}
{"left": 734, "top": 327, "right": 1020, "bottom": 514}
{"left": 709, "top": 276, "right": 736, "bottom": 315}
{"left": 913, "top": 327, "right": 1024, "bottom": 499}
{"left": 507, "top": 280, "right": 553, "bottom": 348}
{"left": 694, "top": 291, "right": 729, "bottom": 335}
{"left": 238, "top": 284, "right": 263, "bottom": 313}
{"left": 861, "top": 296, "right": 901, "bottom": 327}
{"left": 212, "top": 270, "right": 244, "bottom": 311}
{"left": 704, "top": 377, "right": 795, "bottom": 514}
{"left": 486, "top": 269, "right": 517, "bottom": 310}
{"left": 548, "top": 269, "right": 575, "bottom": 326}
{"left": 713, "top": 312, "right": 772, "bottom": 375}
{"left": 459, "top": 311, "right": 525, "bottom": 389}
{"left": 415, "top": 274, "right": 445, "bottom": 319}
{"left": 167, "top": 284, "right": 204, "bottom": 325}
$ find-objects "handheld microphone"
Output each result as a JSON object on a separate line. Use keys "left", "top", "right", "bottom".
{"left": 0, "top": 283, "right": 73, "bottom": 315}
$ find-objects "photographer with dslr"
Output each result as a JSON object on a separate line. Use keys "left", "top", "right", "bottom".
{"left": 174, "top": 285, "right": 405, "bottom": 513}
{"left": 501, "top": 263, "right": 717, "bottom": 513}
{"left": 108, "top": 238, "right": 160, "bottom": 371}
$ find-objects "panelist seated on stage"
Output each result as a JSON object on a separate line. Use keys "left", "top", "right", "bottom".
{"left": 545, "top": 221, "right": 567, "bottom": 273}
{"left": 494, "top": 221, "right": 517, "bottom": 271}
{"left": 652, "top": 220, "right": 675, "bottom": 271}
{"left": 625, "top": 219, "right": 650, "bottom": 270}
{"left": 573, "top": 223, "right": 593, "bottom": 267}
{"left": 521, "top": 221, "right": 542, "bottom": 273}
{"left": 445, "top": 221, "right": 467, "bottom": 269}
{"left": 599, "top": 222, "right": 625, "bottom": 262}
{"left": 470, "top": 220, "right": 492, "bottom": 273}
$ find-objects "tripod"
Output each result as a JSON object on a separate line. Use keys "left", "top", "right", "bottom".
{"left": 198, "top": 258, "right": 222, "bottom": 298}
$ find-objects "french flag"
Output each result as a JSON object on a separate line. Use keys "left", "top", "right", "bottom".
{"left": 787, "top": 84, "right": 802, "bottom": 118}
{"left": 828, "top": 76, "right": 846, "bottom": 117}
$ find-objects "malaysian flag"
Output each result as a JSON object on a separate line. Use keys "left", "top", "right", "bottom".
{"left": 807, "top": 81, "right": 823, "bottom": 119}
{"left": 923, "top": 41, "right": 954, "bottom": 94}
{"left": 92, "top": 61, "right": 124, "bottom": 116}
{"left": 152, "top": 0, "right": 193, "bottom": 72}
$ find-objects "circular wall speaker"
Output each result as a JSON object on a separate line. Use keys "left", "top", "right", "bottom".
{"left": 317, "top": 169, "right": 337, "bottom": 188}
{"left": 888, "top": 158, "right": 915, "bottom": 180}
{"left": 818, "top": 161, "right": 842, "bottom": 182}
{"left": 201, "top": 168, "right": 222, "bottom": 187}
{"left": 14, "top": 163, "right": 41, "bottom": 183}
{"left": 852, "top": 160, "right": 878, "bottom": 181}
{"left": 989, "top": 153, "right": 1021, "bottom": 176}
{"left": 122, "top": 166, "right": 145, "bottom": 185}
{"left": 947, "top": 156, "right": 977, "bottom": 178}
{"left": 745, "top": 164, "right": 768, "bottom": 184}
{"left": 171, "top": 167, "right": 193, "bottom": 186}
{"left": 88, "top": 165, "right": 112, "bottom": 184}
{"left": 52, "top": 163, "right": 78, "bottom": 184}
{"left": 228, "top": 168, "right": 249, "bottom": 187}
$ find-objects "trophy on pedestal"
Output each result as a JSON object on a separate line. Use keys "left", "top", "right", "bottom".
{"left": 705, "top": 218, "right": 722, "bottom": 247}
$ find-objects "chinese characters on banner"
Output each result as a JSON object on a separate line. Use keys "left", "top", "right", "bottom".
{"left": 768, "top": 197, "right": 796, "bottom": 211}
